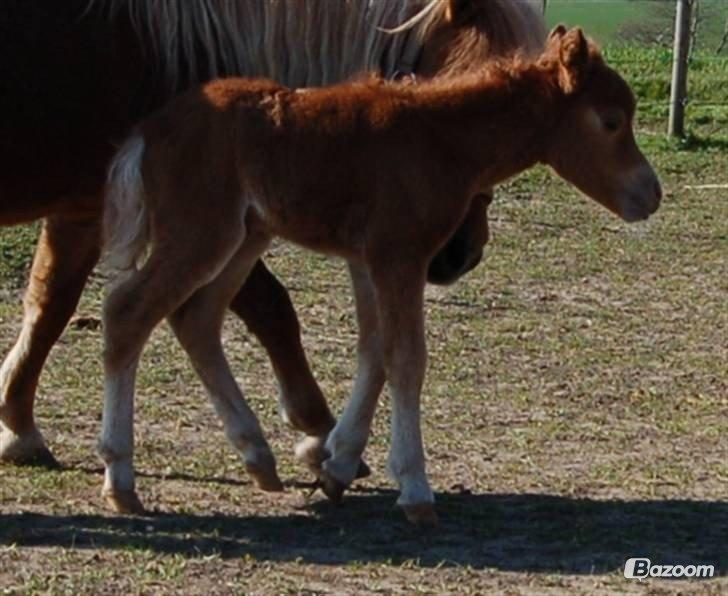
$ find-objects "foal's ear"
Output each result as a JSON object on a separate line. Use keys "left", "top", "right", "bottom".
{"left": 446, "top": 0, "right": 479, "bottom": 26}
{"left": 548, "top": 24, "right": 568, "bottom": 42}
{"left": 556, "top": 28, "right": 590, "bottom": 95}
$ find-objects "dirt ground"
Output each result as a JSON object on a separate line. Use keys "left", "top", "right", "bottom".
{"left": 1, "top": 127, "right": 726, "bottom": 593}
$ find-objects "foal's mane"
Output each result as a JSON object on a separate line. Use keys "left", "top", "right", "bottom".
{"left": 355, "top": 50, "right": 556, "bottom": 120}
{"left": 89, "top": 0, "right": 545, "bottom": 92}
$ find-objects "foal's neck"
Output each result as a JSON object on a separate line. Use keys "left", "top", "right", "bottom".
{"left": 412, "top": 59, "right": 558, "bottom": 190}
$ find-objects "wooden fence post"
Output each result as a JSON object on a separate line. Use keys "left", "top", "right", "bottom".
{"left": 669, "top": 0, "right": 693, "bottom": 137}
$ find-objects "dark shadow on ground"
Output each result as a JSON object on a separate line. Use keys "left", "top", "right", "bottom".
{"left": 1, "top": 490, "right": 725, "bottom": 574}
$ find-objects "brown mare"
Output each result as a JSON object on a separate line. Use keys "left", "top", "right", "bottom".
{"left": 100, "top": 27, "right": 662, "bottom": 524}
{"left": 0, "top": 0, "right": 545, "bottom": 468}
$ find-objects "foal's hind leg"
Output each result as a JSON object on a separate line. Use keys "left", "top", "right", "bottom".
{"left": 100, "top": 232, "right": 246, "bottom": 513}
{"left": 168, "top": 233, "right": 283, "bottom": 492}
{"left": 0, "top": 212, "right": 100, "bottom": 467}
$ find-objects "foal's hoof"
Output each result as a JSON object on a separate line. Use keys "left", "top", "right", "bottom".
{"left": 104, "top": 489, "right": 146, "bottom": 515}
{"left": 0, "top": 430, "right": 61, "bottom": 469}
{"left": 246, "top": 461, "right": 284, "bottom": 492}
{"left": 401, "top": 503, "right": 439, "bottom": 527}
{"left": 319, "top": 471, "right": 347, "bottom": 504}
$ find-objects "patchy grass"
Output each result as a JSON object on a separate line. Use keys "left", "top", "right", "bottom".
{"left": 0, "top": 223, "right": 37, "bottom": 292}
{"left": 1, "top": 43, "right": 727, "bottom": 593}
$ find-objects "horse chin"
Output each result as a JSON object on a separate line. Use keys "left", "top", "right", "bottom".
{"left": 427, "top": 245, "right": 483, "bottom": 286}
{"left": 617, "top": 183, "right": 662, "bottom": 223}
{"left": 619, "top": 204, "right": 652, "bottom": 223}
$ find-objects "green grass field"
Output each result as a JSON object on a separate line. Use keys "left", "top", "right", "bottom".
{"left": 1, "top": 36, "right": 727, "bottom": 596}
{"left": 547, "top": 0, "right": 728, "bottom": 50}
{"left": 547, "top": 0, "right": 654, "bottom": 44}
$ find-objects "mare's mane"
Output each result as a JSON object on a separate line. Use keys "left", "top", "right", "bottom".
{"left": 89, "top": 0, "right": 545, "bottom": 91}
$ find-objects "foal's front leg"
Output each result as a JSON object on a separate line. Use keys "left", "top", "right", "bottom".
{"left": 318, "top": 263, "right": 385, "bottom": 498}
{"left": 319, "top": 262, "right": 435, "bottom": 525}
{"left": 372, "top": 265, "right": 435, "bottom": 525}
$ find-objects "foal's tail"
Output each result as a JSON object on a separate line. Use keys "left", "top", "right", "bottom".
{"left": 103, "top": 133, "right": 150, "bottom": 272}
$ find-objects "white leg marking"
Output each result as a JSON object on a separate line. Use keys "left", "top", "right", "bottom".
{"left": 375, "top": 270, "right": 434, "bottom": 507}
{"left": 324, "top": 349, "right": 385, "bottom": 485}
{"left": 323, "top": 264, "right": 385, "bottom": 485}
{"left": 99, "top": 358, "right": 139, "bottom": 495}
{"left": 0, "top": 311, "right": 49, "bottom": 458}
{"left": 0, "top": 320, "right": 32, "bottom": 418}
{"left": 388, "top": 375, "right": 434, "bottom": 507}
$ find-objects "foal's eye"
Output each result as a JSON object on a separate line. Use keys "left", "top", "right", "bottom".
{"left": 601, "top": 111, "right": 623, "bottom": 133}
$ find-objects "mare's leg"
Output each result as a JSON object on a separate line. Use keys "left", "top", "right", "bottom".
{"left": 168, "top": 233, "right": 283, "bottom": 492}
{"left": 100, "top": 228, "right": 246, "bottom": 514}
{"left": 318, "top": 263, "right": 385, "bottom": 497}
{"left": 228, "top": 262, "right": 334, "bottom": 438}
{"left": 0, "top": 213, "right": 101, "bottom": 467}
{"left": 229, "top": 261, "right": 371, "bottom": 478}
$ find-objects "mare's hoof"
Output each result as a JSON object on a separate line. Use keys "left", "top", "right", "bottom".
{"left": 104, "top": 489, "right": 146, "bottom": 515}
{"left": 401, "top": 503, "right": 439, "bottom": 527}
{"left": 246, "top": 461, "right": 284, "bottom": 492}
{"left": 319, "top": 471, "right": 347, "bottom": 504}
{"left": 0, "top": 430, "right": 61, "bottom": 469}
{"left": 294, "top": 435, "right": 328, "bottom": 474}
{"left": 295, "top": 436, "right": 371, "bottom": 480}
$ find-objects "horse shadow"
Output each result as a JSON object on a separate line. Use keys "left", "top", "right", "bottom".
{"left": 1, "top": 485, "right": 726, "bottom": 574}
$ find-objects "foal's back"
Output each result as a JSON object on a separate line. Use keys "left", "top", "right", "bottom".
{"left": 142, "top": 76, "right": 440, "bottom": 257}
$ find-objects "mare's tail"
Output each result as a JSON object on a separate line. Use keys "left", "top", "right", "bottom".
{"left": 103, "top": 133, "right": 150, "bottom": 272}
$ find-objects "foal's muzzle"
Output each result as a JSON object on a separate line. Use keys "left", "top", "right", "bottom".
{"left": 619, "top": 166, "right": 662, "bottom": 222}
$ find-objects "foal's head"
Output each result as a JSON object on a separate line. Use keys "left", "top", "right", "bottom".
{"left": 542, "top": 27, "right": 661, "bottom": 222}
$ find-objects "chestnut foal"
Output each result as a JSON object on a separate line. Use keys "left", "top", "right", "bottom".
{"left": 101, "top": 27, "right": 661, "bottom": 524}
{"left": 1, "top": 0, "right": 544, "bottom": 470}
